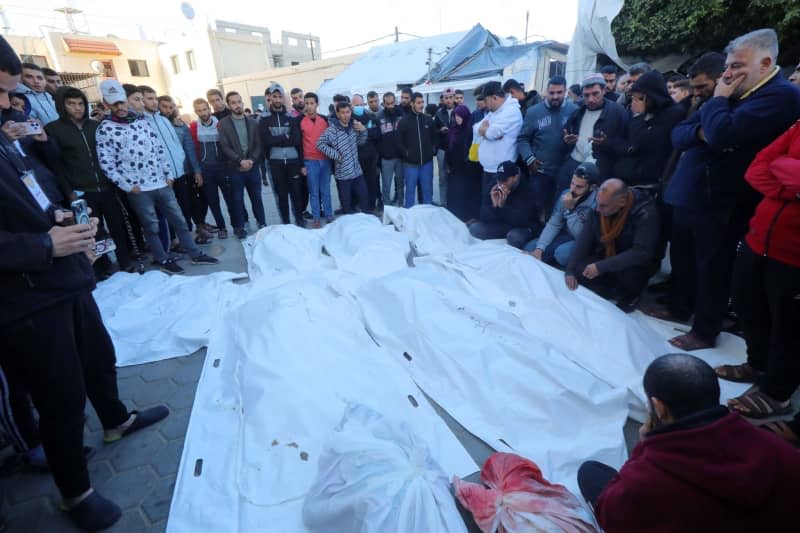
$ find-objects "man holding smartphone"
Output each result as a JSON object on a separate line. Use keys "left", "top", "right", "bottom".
{"left": 517, "top": 75, "right": 576, "bottom": 223}
{"left": 0, "top": 36, "right": 168, "bottom": 531}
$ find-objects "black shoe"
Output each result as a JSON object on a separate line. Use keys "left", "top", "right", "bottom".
{"left": 64, "top": 490, "right": 122, "bottom": 532}
{"left": 334, "top": 208, "right": 345, "bottom": 215}
{"left": 295, "top": 218, "right": 306, "bottom": 228}
{"left": 616, "top": 295, "right": 642, "bottom": 314}
{"left": 159, "top": 259, "right": 184, "bottom": 275}
{"left": 191, "top": 254, "right": 219, "bottom": 265}
{"left": 235, "top": 228, "right": 247, "bottom": 240}
{"left": 257, "top": 223, "right": 267, "bottom": 230}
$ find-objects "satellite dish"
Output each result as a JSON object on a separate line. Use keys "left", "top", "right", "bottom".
{"left": 90, "top": 60, "right": 104, "bottom": 74}
{"left": 180, "top": 2, "right": 195, "bottom": 20}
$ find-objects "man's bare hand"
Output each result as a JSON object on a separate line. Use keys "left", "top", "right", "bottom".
{"left": 582, "top": 263, "right": 600, "bottom": 279}
{"left": 530, "top": 249, "right": 543, "bottom": 260}
{"left": 565, "top": 274, "right": 578, "bottom": 290}
{"left": 715, "top": 73, "right": 746, "bottom": 99}
{"left": 166, "top": 178, "right": 174, "bottom": 187}
{"left": 561, "top": 192, "right": 577, "bottom": 210}
{"left": 353, "top": 121, "right": 366, "bottom": 132}
{"left": 1, "top": 120, "right": 27, "bottom": 141}
{"left": 194, "top": 173, "right": 203, "bottom": 187}
{"left": 48, "top": 223, "right": 96, "bottom": 258}
{"left": 478, "top": 120, "right": 489, "bottom": 137}
{"left": 300, "top": 167, "right": 308, "bottom": 176}
{"left": 563, "top": 129, "right": 578, "bottom": 145}
{"left": 130, "top": 185, "right": 142, "bottom": 194}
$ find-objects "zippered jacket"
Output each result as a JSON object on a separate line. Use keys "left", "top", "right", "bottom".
{"left": 396, "top": 111, "right": 437, "bottom": 166}
{"left": 744, "top": 119, "right": 800, "bottom": 267}
{"left": 259, "top": 107, "right": 301, "bottom": 161}
{"left": 142, "top": 111, "right": 186, "bottom": 179}
{"left": 45, "top": 86, "right": 110, "bottom": 195}
{"left": 14, "top": 83, "right": 58, "bottom": 124}
{"left": 316, "top": 118, "right": 366, "bottom": 180}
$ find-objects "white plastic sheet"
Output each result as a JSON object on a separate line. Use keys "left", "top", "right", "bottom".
{"left": 93, "top": 270, "right": 244, "bottom": 366}
{"left": 141, "top": 208, "right": 751, "bottom": 532}
{"left": 303, "top": 404, "right": 468, "bottom": 533}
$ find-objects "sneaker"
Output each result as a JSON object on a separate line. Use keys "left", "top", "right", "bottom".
{"left": 234, "top": 228, "right": 247, "bottom": 240}
{"left": 191, "top": 254, "right": 219, "bottom": 265}
{"left": 203, "top": 223, "right": 219, "bottom": 234}
{"left": 63, "top": 490, "right": 122, "bottom": 531}
{"left": 159, "top": 259, "right": 184, "bottom": 275}
{"left": 302, "top": 211, "right": 313, "bottom": 220}
{"left": 217, "top": 228, "right": 228, "bottom": 239}
{"left": 295, "top": 218, "right": 306, "bottom": 228}
{"left": 312, "top": 220, "right": 321, "bottom": 229}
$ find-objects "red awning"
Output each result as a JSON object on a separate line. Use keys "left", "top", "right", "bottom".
{"left": 63, "top": 38, "right": 122, "bottom": 56}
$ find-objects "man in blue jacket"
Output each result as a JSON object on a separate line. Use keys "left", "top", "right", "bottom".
{"left": 665, "top": 29, "right": 800, "bottom": 351}
{"left": 517, "top": 75, "right": 576, "bottom": 223}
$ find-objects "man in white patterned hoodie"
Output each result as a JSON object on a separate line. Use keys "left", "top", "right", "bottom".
{"left": 95, "top": 80, "right": 217, "bottom": 274}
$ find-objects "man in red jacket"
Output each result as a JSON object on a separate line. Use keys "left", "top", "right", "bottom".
{"left": 716, "top": 119, "right": 800, "bottom": 426}
{"left": 577, "top": 353, "right": 799, "bottom": 533}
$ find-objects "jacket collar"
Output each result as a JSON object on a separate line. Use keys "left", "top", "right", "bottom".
{"left": 739, "top": 66, "right": 780, "bottom": 101}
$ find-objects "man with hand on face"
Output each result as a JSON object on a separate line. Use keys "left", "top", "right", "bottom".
{"left": 664, "top": 29, "right": 800, "bottom": 352}
{"left": 564, "top": 178, "right": 659, "bottom": 313}
{"left": 558, "top": 74, "right": 628, "bottom": 194}
{"left": 219, "top": 91, "right": 266, "bottom": 237}
{"left": 578, "top": 353, "right": 800, "bottom": 533}
{"left": 468, "top": 161, "right": 539, "bottom": 249}
{"left": 517, "top": 75, "right": 577, "bottom": 223}
{"left": 524, "top": 162, "right": 599, "bottom": 266}
{"left": 96, "top": 80, "right": 218, "bottom": 274}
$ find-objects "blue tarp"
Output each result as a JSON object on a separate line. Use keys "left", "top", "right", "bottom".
{"left": 421, "top": 24, "right": 502, "bottom": 84}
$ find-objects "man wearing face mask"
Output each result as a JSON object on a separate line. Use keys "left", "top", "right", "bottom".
{"left": 578, "top": 353, "right": 800, "bottom": 533}
{"left": 664, "top": 29, "right": 800, "bottom": 352}
{"left": 351, "top": 94, "right": 381, "bottom": 212}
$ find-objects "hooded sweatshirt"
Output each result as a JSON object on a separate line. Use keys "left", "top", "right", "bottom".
{"left": 596, "top": 407, "right": 800, "bottom": 533}
{"left": 96, "top": 115, "right": 171, "bottom": 193}
{"left": 190, "top": 115, "right": 225, "bottom": 168}
{"left": 316, "top": 118, "right": 366, "bottom": 181}
{"left": 14, "top": 83, "right": 58, "bottom": 125}
{"left": 45, "top": 87, "right": 110, "bottom": 195}
{"left": 478, "top": 95, "right": 523, "bottom": 173}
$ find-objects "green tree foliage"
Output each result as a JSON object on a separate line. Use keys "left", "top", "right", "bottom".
{"left": 612, "top": 0, "right": 800, "bottom": 65}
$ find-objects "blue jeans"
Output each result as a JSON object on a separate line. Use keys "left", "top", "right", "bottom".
{"left": 404, "top": 161, "right": 433, "bottom": 208}
{"left": 230, "top": 167, "right": 266, "bottom": 230}
{"left": 305, "top": 159, "right": 332, "bottom": 221}
{"left": 524, "top": 231, "right": 575, "bottom": 266}
{"left": 127, "top": 187, "right": 201, "bottom": 262}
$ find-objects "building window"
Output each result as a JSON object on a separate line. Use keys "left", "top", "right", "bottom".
{"left": 21, "top": 54, "right": 49, "bottom": 68}
{"left": 101, "top": 60, "right": 116, "bottom": 78}
{"left": 287, "top": 37, "right": 299, "bottom": 47}
{"left": 185, "top": 50, "right": 196, "bottom": 71}
{"left": 548, "top": 60, "right": 566, "bottom": 78}
{"left": 170, "top": 55, "right": 181, "bottom": 74}
{"left": 128, "top": 59, "right": 150, "bottom": 77}
{"left": 291, "top": 61, "right": 300, "bottom": 66}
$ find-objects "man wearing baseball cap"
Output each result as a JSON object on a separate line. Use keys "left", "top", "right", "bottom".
{"left": 96, "top": 79, "right": 219, "bottom": 273}
{"left": 468, "top": 160, "right": 539, "bottom": 248}
{"left": 524, "top": 162, "right": 599, "bottom": 266}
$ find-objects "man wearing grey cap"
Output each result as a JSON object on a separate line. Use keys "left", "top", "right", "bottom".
{"left": 557, "top": 73, "right": 628, "bottom": 195}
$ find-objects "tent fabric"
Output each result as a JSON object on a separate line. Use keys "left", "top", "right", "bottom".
{"left": 149, "top": 209, "right": 752, "bottom": 532}
{"left": 412, "top": 76, "right": 500, "bottom": 95}
{"left": 566, "top": 0, "right": 629, "bottom": 84}
{"left": 435, "top": 44, "right": 541, "bottom": 83}
{"left": 317, "top": 31, "right": 467, "bottom": 105}
{"left": 418, "top": 24, "right": 502, "bottom": 84}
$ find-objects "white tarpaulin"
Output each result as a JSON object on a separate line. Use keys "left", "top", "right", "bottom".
{"left": 566, "top": 0, "right": 628, "bottom": 84}
{"left": 88, "top": 208, "right": 749, "bottom": 532}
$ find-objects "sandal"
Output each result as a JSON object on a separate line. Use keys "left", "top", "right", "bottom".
{"left": 668, "top": 332, "right": 714, "bottom": 352}
{"left": 727, "top": 391, "right": 792, "bottom": 419}
{"left": 715, "top": 363, "right": 763, "bottom": 383}
{"left": 760, "top": 420, "right": 800, "bottom": 444}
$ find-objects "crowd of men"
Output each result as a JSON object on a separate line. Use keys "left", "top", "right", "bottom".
{"left": 1, "top": 25, "right": 800, "bottom": 531}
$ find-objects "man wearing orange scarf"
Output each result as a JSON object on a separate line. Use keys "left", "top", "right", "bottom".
{"left": 565, "top": 178, "right": 659, "bottom": 312}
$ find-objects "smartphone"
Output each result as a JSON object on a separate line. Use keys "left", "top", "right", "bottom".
{"left": 93, "top": 238, "right": 117, "bottom": 256}
{"left": 71, "top": 199, "right": 90, "bottom": 226}
{"left": 20, "top": 121, "right": 42, "bottom": 136}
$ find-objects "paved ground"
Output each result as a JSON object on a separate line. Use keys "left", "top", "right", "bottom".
{"left": 4, "top": 173, "right": 773, "bottom": 532}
